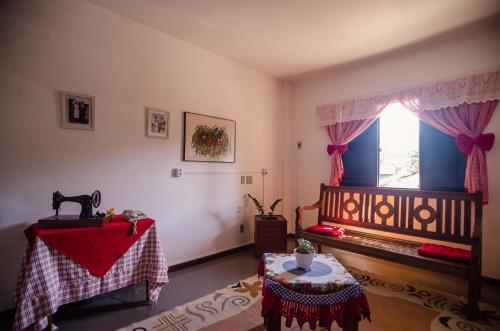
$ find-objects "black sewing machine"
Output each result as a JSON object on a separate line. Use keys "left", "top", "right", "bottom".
{"left": 38, "top": 190, "right": 107, "bottom": 228}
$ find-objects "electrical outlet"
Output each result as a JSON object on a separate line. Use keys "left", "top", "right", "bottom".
{"left": 246, "top": 176, "right": 253, "bottom": 184}
{"left": 240, "top": 224, "right": 244, "bottom": 233}
{"left": 241, "top": 176, "right": 245, "bottom": 184}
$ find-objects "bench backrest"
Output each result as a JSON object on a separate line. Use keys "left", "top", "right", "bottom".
{"left": 317, "top": 184, "right": 482, "bottom": 245}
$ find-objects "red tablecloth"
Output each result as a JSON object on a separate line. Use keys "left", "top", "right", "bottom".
{"left": 15, "top": 221, "right": 168, "bottom": 331}
{"left": 24, "top": 215, "right": 154, "bottom": 277}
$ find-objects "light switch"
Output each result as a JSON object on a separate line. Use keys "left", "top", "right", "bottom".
{"left": 241, "top": 176, "right": 245, "bottom": 184}
{"left": 246, "top": 176, "right": 253, "bottom": 184}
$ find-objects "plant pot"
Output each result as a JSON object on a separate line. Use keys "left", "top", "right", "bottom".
{"left": 294, "top": 248, "right": 315, "bottom": 270}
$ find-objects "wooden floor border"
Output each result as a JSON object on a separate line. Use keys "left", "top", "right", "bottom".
{"left": 168, "top": 243, "right": 255, "bottom": 272}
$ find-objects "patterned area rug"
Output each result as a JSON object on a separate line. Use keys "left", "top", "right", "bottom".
{"left": 116, "top": 267, "right": 499, "bottom": 331}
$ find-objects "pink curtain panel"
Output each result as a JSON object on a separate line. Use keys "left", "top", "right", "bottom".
{"left": 402, "top": 100, "right": 497, "bottom": 203}
{"left": 327, "top": 118, "right": 378, "bottom": 186}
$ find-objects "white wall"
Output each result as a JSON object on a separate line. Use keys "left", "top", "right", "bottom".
{"left": 0, "top": 0, "right": 287, "bottom": 310}
{"left": 292, "top": 19, "right": 500, "bottom": 279}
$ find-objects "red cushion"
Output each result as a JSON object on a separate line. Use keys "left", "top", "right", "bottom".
{"left": 417, "top": 243, "right": 471, "bottom": 263}
{"left": 306, "top": 224, "right": 345, "bottom": 237}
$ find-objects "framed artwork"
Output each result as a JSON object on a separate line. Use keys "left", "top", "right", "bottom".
{"left": 183, "top": 112, "right": 236, "bottom": 163}
{"left": 146, "top": 108, "right": 169, "bottom": 139}
{"left": 61, "top": 92, "right": 95, "bottom": 130}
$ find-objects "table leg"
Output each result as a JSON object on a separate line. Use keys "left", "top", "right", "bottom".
{"left": 265, "top": 313, "right": 280, "bottom": 331}
{"left": 45, "top": 315, "right": 52, "bottom": 331}
{"left": 342, "top": 318, "right": 359, "bottom": 331}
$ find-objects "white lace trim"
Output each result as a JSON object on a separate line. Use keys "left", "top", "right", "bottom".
{"left": 316, "top": 69, "right": 500, "bottom": 127}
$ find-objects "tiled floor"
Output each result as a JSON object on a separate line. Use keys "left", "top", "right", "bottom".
{"left": 3, "top": 243, "right": 499, "bottom": 330}
{"left": 1, "top": 248, "right": 259, "bottom": 331}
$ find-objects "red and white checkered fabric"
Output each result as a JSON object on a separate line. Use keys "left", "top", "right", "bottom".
{"left": 13, "top": 224, "right": 168, "bottom": 331}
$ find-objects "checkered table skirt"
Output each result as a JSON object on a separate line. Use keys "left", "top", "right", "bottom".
{"left": 13, "top": 224, "right": 169, "bottom": 331}
{"left": 264, "top": 278, "right": 365, "bottom": 306}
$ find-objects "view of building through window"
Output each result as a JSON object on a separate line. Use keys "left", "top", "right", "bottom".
{"left": 379, "top": 102, "right": 419, "bottom": 188}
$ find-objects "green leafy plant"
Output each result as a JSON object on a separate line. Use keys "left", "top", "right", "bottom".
{"left": 247, "top": 194, "right": 282, "bottom": 219}
{"left": 296, "top": 238, "right": 315, "bottom": 254}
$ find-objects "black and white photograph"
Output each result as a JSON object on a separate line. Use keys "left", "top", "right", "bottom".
{"left": 68, "top": 98, "right": 90, "bottom": 124}
{"left": 61, "top": 92, "right": 95, "bottom": 130}
{"left": 146, "top": 108, "right": 169, "bottom": 139}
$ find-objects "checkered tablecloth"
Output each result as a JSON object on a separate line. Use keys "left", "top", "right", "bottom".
{"left": 262, "top": 253, "right": 360, "bottom": 294}
{"left": 13, "top": 224, "right": 169, "bottom": 331}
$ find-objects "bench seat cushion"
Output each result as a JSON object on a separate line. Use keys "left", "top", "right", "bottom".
{"left": 417, "top": 243, "right": 471, "bottom": 263}
{"left": 306, "top": 224, "right": 345, "bottom": 237}
{"left": 298, "top": 229, "right": 469, "bottom": 275}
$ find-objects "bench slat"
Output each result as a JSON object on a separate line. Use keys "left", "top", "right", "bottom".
{"left": 436, "top": 198, "right": 443, "bottom": 234}
{"left": 455, "top": 199, "right": 462, "bottom": 237}
{"left": 400, "top": 195, "right": 407, "bottom": 229}
{"left": 370, "top": 193, "right": 376, "bottom": 224}
{"left": 358, "top": 192, "right": 364, "bottom": 222}
{"left": 408, "top": 195, "right": 414, "bottom": 231}
{"left": 464, "top": 200, "right": 471, "bottom": 238}
{"left": 394, "top": 194, "right": 400, "bottom": 228}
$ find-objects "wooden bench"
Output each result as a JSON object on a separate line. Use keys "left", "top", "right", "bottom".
{"left": 295, "top": 184, "right": 482, "bottom": 319}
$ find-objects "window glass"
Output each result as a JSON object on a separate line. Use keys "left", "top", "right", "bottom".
{"left": 378, "top": 103, "right": 419, "bottom": 188}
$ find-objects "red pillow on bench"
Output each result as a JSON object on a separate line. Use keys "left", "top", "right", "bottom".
{"left": 417, "top": 243, "right": 471, "bottom": 263}
{"left": 306, "top": 224, "right": 345, "bottom": 237}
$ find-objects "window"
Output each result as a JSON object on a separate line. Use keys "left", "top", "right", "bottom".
{"left": 342, "top": 103, "right": 465, "bottom": 191}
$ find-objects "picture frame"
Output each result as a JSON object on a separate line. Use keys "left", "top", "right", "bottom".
{"left": 146, "top": 108, "right": 170, "bottom": 139}
{"left": 183, "top": 112, "right": 236, "bottom": 163}
{"left": 61, "top": 91, "right": 95, "bottom": 130}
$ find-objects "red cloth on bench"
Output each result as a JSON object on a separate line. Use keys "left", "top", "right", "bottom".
{"left": 417, "top": 243, "right": 471, "bottom": 263}
{"left": 24, "top": 215, "right": 154, "bottom": 277}
{"left": 306, "top": 224, "right": 345, "bottom": 237}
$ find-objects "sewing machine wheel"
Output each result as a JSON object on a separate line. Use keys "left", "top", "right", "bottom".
{"left": 91, "top": 190, "right": 101, "bottom": 208}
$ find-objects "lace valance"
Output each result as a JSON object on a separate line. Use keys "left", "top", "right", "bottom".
{"left": 316, "top": 69, "right": 500, "bottom": 127}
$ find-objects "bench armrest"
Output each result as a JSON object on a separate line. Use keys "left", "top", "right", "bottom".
{"left": 295, "top": 201, "right": 321, "bottom": 233}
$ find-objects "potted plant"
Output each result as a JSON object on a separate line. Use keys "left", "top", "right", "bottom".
{"left": 247, "top": 194, "right": 282, "bottom": 220}
{"left": 294, "top": 238, "right": 315, "bottom": 269}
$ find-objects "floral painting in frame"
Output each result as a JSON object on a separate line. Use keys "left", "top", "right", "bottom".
{"left": 183, "top": 112, "right": 236, "bottom": 163}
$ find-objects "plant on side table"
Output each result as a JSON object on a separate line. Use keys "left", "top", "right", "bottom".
{"left": 247, "top": 194, "right": 282, "bottom": 220}
{"left": 294, "top": 238, "right": 315, "bottom": 270}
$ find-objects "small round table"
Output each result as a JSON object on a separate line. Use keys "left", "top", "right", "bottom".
{"left": 258, "top": 253, "right": 370, "bottom": 331}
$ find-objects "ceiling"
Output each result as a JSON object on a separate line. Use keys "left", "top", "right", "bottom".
{"left": 86, "top": 0, "right": 500, "bottom": 79}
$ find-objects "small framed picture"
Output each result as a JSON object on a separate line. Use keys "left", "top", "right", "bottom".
{"left": 146, "top": 108, "right": 169, "bottom": 139}
{"left": 61, "top": 92, "right": 95, "bottom": 130}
